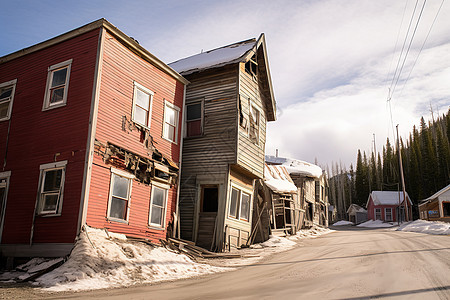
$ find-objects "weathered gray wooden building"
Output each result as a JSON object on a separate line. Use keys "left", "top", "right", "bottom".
{"left": 169, "top": 34, "right": 276, "bottom": 251}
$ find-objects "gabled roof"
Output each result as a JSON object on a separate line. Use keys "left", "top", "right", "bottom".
{"left": 265, "top": 155, "right": 323, "bottom": 179}
{"left": 169, "top": 34, "right": 276, "bottom": 121}
{"left": 419, "top": 184, "right": 450, "bottom": 205}
{"left": 264, "top": 164, "right": 297, "bottom": 193}
{"left": 0, "top": 19, "right": 189, "bottom": 85}
{"left": 366, "top": 191, "right": 412, "bottom": 208}
{"left": 347, "top": 204, "right": 367, "bottom": 214}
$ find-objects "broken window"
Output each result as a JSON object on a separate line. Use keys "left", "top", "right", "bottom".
{"left": 43, "top": 60, "right": 72, "bottom": 110}
{"left": 239, "top": 96, "right": 248, "bottom": 131}
{"left": 0, "top": 79, "right": 16, "bottom": 121}
{"left": 186, "top": 102, "right": 202, "bottom": 137}
{"left": 149, "top": 185, "right": 168, "bottom": 227}
{"left": 375, "top": 208, "right": 381, "bottom": 220}
{"left": 0, "top": 172, "right": 11, "bottom": 229}
{"left": 108, "top": 169, "right": 133, "bottom": 222}
{"left": 162, "top": 100, "right": 180, "bottom": 143}
{"left": 249, "top": 104, "right": 260, "bottom": 144}
{"left": 37, "top": 161, "right": 67, "bottom": 215}
{"left": 132, "top": 82, "right": 153, "bottom": 128}
{"left": 228, "top": 187, "right": 251, "bottom": 221}
{"left": 245, "top": 54, "right": 258, "bottom": 79}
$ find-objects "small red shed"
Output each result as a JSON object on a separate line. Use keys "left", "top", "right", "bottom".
{"left": 0, "top": 19, "right": 188, "bottom": 259}
{"left": 366, "top": 191, "right": 413, "bottom": 223}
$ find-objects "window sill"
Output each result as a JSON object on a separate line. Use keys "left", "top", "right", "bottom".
{"left": 37, "top": 213, "right": 61, "bottom": 217}
{"left": 0, "top": 117, "right": 11, "bottom": 122}
{"left": 162, "top": 136, "right": 178, "bottom": 145}
{"left": 147, "top": 225, "right": 165, "bottom": 231}
{"left": 227, "top": 215, "right": 250, "bottom": 223}
{"left": 107, "top": 217, "right": 129, "bottom": 225}
{"left": 42, "top": 102, "right": 67, "bottom": 111}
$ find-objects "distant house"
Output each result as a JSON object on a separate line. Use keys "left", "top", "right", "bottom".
{"left": 169, "top": 35, "right": 277, "bottom": 251}
{"left": 265, "top": 155, "right": 328, "bottom": 228}
{"left": 346, "top": 204, "right": 367, "bottom": 224}
{"left": 366, "top": 191, "right": 412, "bottom": 222}
{"left": 418, "top": 184, "right": 450, "bottom": 223}
{"left": 0, "top": 19, "right": 187, "bottom": 259}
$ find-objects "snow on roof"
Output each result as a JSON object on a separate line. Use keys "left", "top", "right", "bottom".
{"left": 420, "top": 184, "right": 450, "bottom": 204}
{"left": 347, "top": 204, "right": 367, "bottom": 214}
{"left": 264, "top": 164, "right": 297, "bottom": 193}
{"left": 265, "top": 155, "right": 323, "bottom": 179}
{"left": 169, "top": 38, "right": 256, "bottom": 75}
{"left": 369, "top": 191, "right": 412, "bottom": 206}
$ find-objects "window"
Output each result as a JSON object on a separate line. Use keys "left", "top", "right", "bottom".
{"left": 0, "top": 79, "right": 17, "bottom": 121}
{"left": 186, "top": 102, "right": 203, "bottom": 137}
{"left": 0, "top": 171, "right": 11, "bottom": 239}
{"left": 162, "top": 100, "right": 180, "bottom": 143}
{"left": 375, "top": 208, "right": 381, "bottom": 220}
{"left": 228, "top": 187, "right": 251, "bottom": 221}
{"left": 132, "top": 82, "right": 153, "bottom": 128}
{"left": 108, "top": 169, "right": 133, "bottom": 222}
{"left": 244, "top": 54, "right": 258, "bottom": 79}
{"left": 43, "top": 59, "right": 72, "bottom": 110}
{"left": 249, "top": 104, "right": 260, "bottom": 144}
{"left": 37, "top": 161, "right": 67, "bottom": 215}
{"left": 149, "top": 185, "right": 168, "bottom": 227}
{"left": 385, "top": 208, "right": 393, "bottom": 221}
{"left": 443, "top": 202, "right": 450, "bottom": 217}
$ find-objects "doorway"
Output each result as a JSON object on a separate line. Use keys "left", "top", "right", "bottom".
{"left": 197, "top": 185, "right": 218, "bottom": 250}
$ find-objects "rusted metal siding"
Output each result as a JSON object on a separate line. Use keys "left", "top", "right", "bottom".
{"left": 0, "top": 29, "right": 100, "bottom": 244}
{"left": 85, "top": 31, "right": 183, "bottom": 242}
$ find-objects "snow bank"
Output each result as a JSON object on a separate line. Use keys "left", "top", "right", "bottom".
{"left": 332, "top": 220, "right": 354, "bottom": 226}
{"left": 397, "top": 220, "right": 450, "bottom": 235}
{"left": 357, "top": 220, "right": 395, "bottom": 228}
{"left": 34, "top": 227, "right": 228, "bottom": 291}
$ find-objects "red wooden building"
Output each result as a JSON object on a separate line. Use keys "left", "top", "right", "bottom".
{"left": 0, "top": 19, "right": 188, "bottom": 259}
{"left": 366, "top": 191, "right": 413, "bottom": 223}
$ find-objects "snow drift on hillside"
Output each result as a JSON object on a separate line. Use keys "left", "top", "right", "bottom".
{"left": 397, "top": 220, "right": 450, "bottom": 235}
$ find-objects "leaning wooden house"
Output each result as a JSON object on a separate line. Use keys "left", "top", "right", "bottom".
{"left": 169, "top": 35, "right": 276, "bottom": 251}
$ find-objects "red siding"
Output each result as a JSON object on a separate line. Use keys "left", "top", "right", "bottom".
{"left": 0, "top": 29, "right": 100, "bottom": 244}
{"left": 85, "top": 31, "right": 184, "bottom": 242}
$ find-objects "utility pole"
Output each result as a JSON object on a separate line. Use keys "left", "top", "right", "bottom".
{"left": 396, "top": 125, "right": 409, "bottom": 222}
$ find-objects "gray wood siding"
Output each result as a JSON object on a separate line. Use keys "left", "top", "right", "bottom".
{"left": 237, "top": 62, "right": 267, "bottom": 179}
{"left": 179, "top": 65, "right": 239, "bottom": 240}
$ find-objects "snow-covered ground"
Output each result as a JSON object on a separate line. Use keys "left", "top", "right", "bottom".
{"left": 0, "top": 226, "right": 333, "bottom": 292}
{"left": 397, "top": 219, "right": 450, "bottom": 235}
{"left": 332, "top": 220, "right": 354, "bottom": 226}
{"left": 357, "top": 220, "right": 396, "bottom": 228}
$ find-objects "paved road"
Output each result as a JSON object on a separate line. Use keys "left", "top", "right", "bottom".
{"left": 7, "top": 227, "right": 450, "bottom": 299}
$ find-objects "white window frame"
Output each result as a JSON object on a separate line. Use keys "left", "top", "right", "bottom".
{"left": 0, "top": 79, "right": 17, "bottom": 121}
{"left": 185, "top": 100, "right": 204, "bottom": 137}
{"left": 162, "top": 100, "right": 180, "bottom": 144}
{"left": 148, "top": 181, "right": 170, "bottom": 229}
{"left": 375, "top": 208, "right": 382, "bottom": 220}
{"left": 107, "top": 168, "right": 134, "bottom": 223}
{"left": 37, "top": 161, "right": 67, "bottom": 216}
{"left": 0, "top": 171, "right": 11, "bottom": 242}
{"left": 228, "top": 184, "right": 252, "bottom": 222}
{"left": 132, "top": 81, "right": 154, "bottom": 129}
{"left": 385, "top": 207, "right": 393, "bottom": 222}
{"left": 43, "top": 59, "right": 72, "bottom": 111}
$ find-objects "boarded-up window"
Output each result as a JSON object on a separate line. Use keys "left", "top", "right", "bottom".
{"left": 249, "top": 105, "right": 259, "bottom": 144}
{"left": 186, "top": 102, "right": 202, "bottom": 137}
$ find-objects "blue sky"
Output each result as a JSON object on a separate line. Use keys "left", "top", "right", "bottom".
{"left": 1, "top": 0, "right": 450, "bottom": 171}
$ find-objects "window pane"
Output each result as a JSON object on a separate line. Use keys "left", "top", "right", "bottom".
{"left": 187, "top": 103, "right": 201, "bottom": 120}
{"left": 110, "top": 197, "right": 127, "bottom": 220}
{"left": 151, "top": 206, "right": 163, "bottom": 225}
{"left": 240, "top": 193, "right": 250, "bottom": 220}
{"left": 0, "top": 101, "right": 10, "bottom": 118}
{"left": 51, "top": 68, "right": 67, "bottom": 87}
{"left": 164, "top": 123, "right": 175, "bottom": 141}
{"left": 135, "top": 88, "right": 150, "bottom": 108}
{"left": 112, "top": 174, "right": 129, "bottom": 199}
{"left": 152, "top": 187, "right": 166, "bottom": 207}
{"left": 134, "top": 106, "right": 148, "bottom": 125}
{"left": 0, "top": 87, "right": 12, "bottom": 100}
{"left": 43, "top": 169, "right": 62, "bottom": 192}
{"left": 165, "top": 106, "right": 176, "bottom": 125}
{"left": 229, "top": 188, "right": 239, "bottom": 218}
{"left": 43, "top": 194, "right": 59, "bottom": 212}
{"left": 50, "top": 87, "right": 65, "bottom": 104}
{"left": 187, "top": 120, "right": 202, "bottom": 137}
{"left": 0, "top": 187, "right": 5, "bottom": 221}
